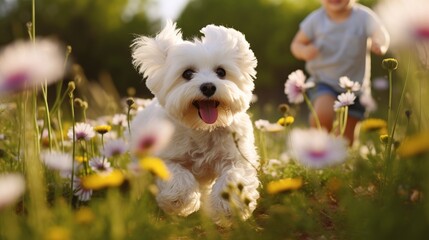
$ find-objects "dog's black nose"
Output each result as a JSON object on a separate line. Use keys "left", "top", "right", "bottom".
{"left": 200, "top": 83, "right": 216, "bottom": 97}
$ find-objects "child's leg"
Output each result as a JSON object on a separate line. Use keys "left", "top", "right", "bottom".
{"left": 310, "top": 94, "right": 336, "bottom": 131}
{"left": 310, "top": 93, "right": 359, "bottom": 145}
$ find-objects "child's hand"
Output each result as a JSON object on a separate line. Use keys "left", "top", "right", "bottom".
{"left": 302, "top": 44, "right": 319, "bottom": 61}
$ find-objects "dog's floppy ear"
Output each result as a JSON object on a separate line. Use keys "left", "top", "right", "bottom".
{"left": 131, "top": 20, "right": 183, "bottom": 94}
{"left": 200, "top": 25, "right": 257, "bottom": 81}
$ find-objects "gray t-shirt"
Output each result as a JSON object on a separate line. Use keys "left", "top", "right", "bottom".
{"left": 300, "top": 4, "right": 380, "bottom": 94}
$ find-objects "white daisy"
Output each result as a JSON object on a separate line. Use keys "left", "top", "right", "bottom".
{"left": 67, "top": 122, "right": 95, "bottom": 141}
{"left": 288, "top": 128, "right": 348, "bottom": 169}
{"left": 73, "top": 177, "right": 92, "bottom": 202}
{"left": 339, "top": 76, "right": 361, "bottom": 92}
{"left": 89, "top": 157, "right": 112, "bottom": 173}
{"left": 334, "top": 92, "right": 356, "bottom": 111}
{"left": 0, "top": 39, "right": 64, "bottom": 94}
{"left": 254, "top": 119, "right": 284, "bottom": 132}
{"left": 0, "top": 173, "right": 25, "bottom": 209}
{"left": 102, "top": 139, "right": 128, "bottom": 158}
{"left": 284, "top": 70, "right": 315, "bottom": 104}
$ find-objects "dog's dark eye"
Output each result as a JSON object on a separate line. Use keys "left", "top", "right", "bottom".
{"left": 182, "top": 69, "right": 195, "bottom": 80}
{"left": 215, "top": 67, "right": 226, "bottom": 79}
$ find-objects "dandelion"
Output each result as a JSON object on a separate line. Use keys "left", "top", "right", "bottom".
{"left": 67, "top": 122, "right": 95, "bottom": 141}
{"left": 0, "top": 173, "right": 25, "bottom": 209}
{"left": 139, "top": 157, "right": 170, "bottom": 180}
{"left": 130, "top": 118, "right": 174, "bottom": 156}
{"left": 397, "top": 132, "right": 429, "bottom": 158}
{"left": 334, "top": 92, "right": 356, "bottom": 111}
{"left": 102, "top": 139, "right": 128, "bottom": 158}
{"left": 277, "top": 116, "right": 294, "bottom": 127}
{"left": 94, "top": 125, "right": 111, "bottom": 135}
{"left": 41, "top": 151, "right": 73, "bottom": 176}
{"left": 266, "top": 178, "right": 303, "bottom": 194}
{"left": 88, "top": 156, "right": 112, "bottom": 173}
{"left": 360, "top": 118, "right": 387, "bottom": 132}
{"left": 81, "top": 170, "right": 125, "bottom": 190}
{"left": 339, "top": 76, "right": 361, "bottom": 92}
{"left": 73, "top": 178, "right": 92, "bottom": 202}
{"left": 0, "top": 39, "right": 64, "bottom": 94}
{"left": 284, "top": 69, "right": 315, "bottom": 104}
{"left": 288, "top": 128, "right": 348, "bottom": 169}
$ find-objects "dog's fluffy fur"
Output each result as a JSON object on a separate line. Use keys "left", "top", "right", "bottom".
{"left": 130, "top": 21, "right": 259, "bottom": 226}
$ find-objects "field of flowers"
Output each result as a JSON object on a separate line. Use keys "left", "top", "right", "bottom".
{"left": 1, "top": 0, "right": 429, "bottom": 239}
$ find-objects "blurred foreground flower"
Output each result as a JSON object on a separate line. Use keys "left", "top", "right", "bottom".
{"left": 267, "top": 178, "right": 303, "bottom": 194}
{"left": 0, "top": 39, "right": 65, "bottom": 94}
{"left": 284, "top": 69, "right": 314, "bottom": 104}
{"left": 139, "top": 157, "right": 170, "bottom": 180}
{"left": 81, "top": 170, "right": 125, "bottom": 190}
{"left": 41, "top": 151, "right": 73, "bottom": 176}
{"left": 0, "top": 173, "right": 25, "bottom": 209}
{"left": 376, "top": 0, "right": 429, "bottom": 68}
{"left": 130, "top": 118, "right": 174, "bottom": 156}
{"left": 288, "top": 128, "right": 348, "bottom": 169}
{"left": 397, "top": 132, "right": 429, "bottom": 158}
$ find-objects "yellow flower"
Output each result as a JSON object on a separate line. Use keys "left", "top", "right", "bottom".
{"left": 277, "top": 116, "right": 295, "bottom": 127}
{"left": 397, "top": 132, "right": 429, "bottom": 158}
{"left": 139, "top": 157, "right": 170, "bottom": 181}
{"left": 81, "top": 170, "right": 125, "bottom": 190}
{"left": 379, "top": 134, "right": 389, "bottom": 144}
{"left": 45, "top": 226, "right": 70, "bottom": 240}
{"left": 266, "top": 178, "right": 303, "bottom": 194}
{"left": 360, "top": 118, "right": 387, "bottom": 132}
{"left": 75, "top": 156, "right": 87, "bottom": 163}
{"left": 75, "top": 207, "right": 95, "bottom": 225}
{"left": 94, "top": 125, "right": 112, "bottom": 135}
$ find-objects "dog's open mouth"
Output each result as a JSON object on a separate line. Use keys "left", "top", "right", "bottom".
{"left": 192, "top": 100, "right": 219, "bottom": 124}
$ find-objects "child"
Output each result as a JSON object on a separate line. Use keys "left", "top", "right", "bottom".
{"left": 290, "top": 0, "right": 390, "bottom": 145}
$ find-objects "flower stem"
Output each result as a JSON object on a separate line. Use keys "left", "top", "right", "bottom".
{"left": 340, "top": 106, "right": 349, "bottom": 136}
{"left": 69, "top": 89, "right": 76, "bottom": 206}
{"left": 304, "top": 93, "right": 321, "bottom": 129}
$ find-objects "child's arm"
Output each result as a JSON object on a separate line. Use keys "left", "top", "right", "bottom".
{"left": 370, "top": 26, "right": 390, "bottom": 55}
{"left": 290, "top": 30, "right": 319, "bottom": 61}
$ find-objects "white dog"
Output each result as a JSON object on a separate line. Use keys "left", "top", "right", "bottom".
{"left": 130, "top": 21, "right": 260, "bottom": 226}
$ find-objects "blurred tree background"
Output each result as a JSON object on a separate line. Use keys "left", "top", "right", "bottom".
{"left": 0, "top": 0, "right": 382, "bottom": 117}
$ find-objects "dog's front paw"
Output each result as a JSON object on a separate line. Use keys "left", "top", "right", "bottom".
{"left": 156, "top": 168, "right": 201, "bottom": 216}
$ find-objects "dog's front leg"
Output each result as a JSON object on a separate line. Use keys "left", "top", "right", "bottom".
{"left": 156, "top": 161, "right": 201, "bottom": 216}
{"left": 207, "top": 162, "right": 259, "bottom": 227}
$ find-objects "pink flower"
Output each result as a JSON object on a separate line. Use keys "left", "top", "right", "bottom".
{"left": 339, "top": 76, "right": 361, "bottom": 92}
{"left": 288, "top": 128, "right": 348, "bottom": 169}
{"left": 130, "top": 118, "right": 174, "bottom": 156}
{"left": 284, "top": 70, "right": 314, "bottom": 104}
{"left": 68, "top": 122, "right": 95, "bottom": 141}
{"left": 334, "top": 92, "right": 356, "bottom": 111}
{"left": 0, "top": 39, "right": 64, "bottom": 94}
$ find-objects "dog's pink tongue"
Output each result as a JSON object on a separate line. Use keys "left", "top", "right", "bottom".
{"left": 198, "top": 100, "right": 218, "bottom": 124}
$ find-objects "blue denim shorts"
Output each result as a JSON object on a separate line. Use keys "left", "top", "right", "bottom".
{"left": 309, "top": 83, "right": 366, "bottom": 120}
